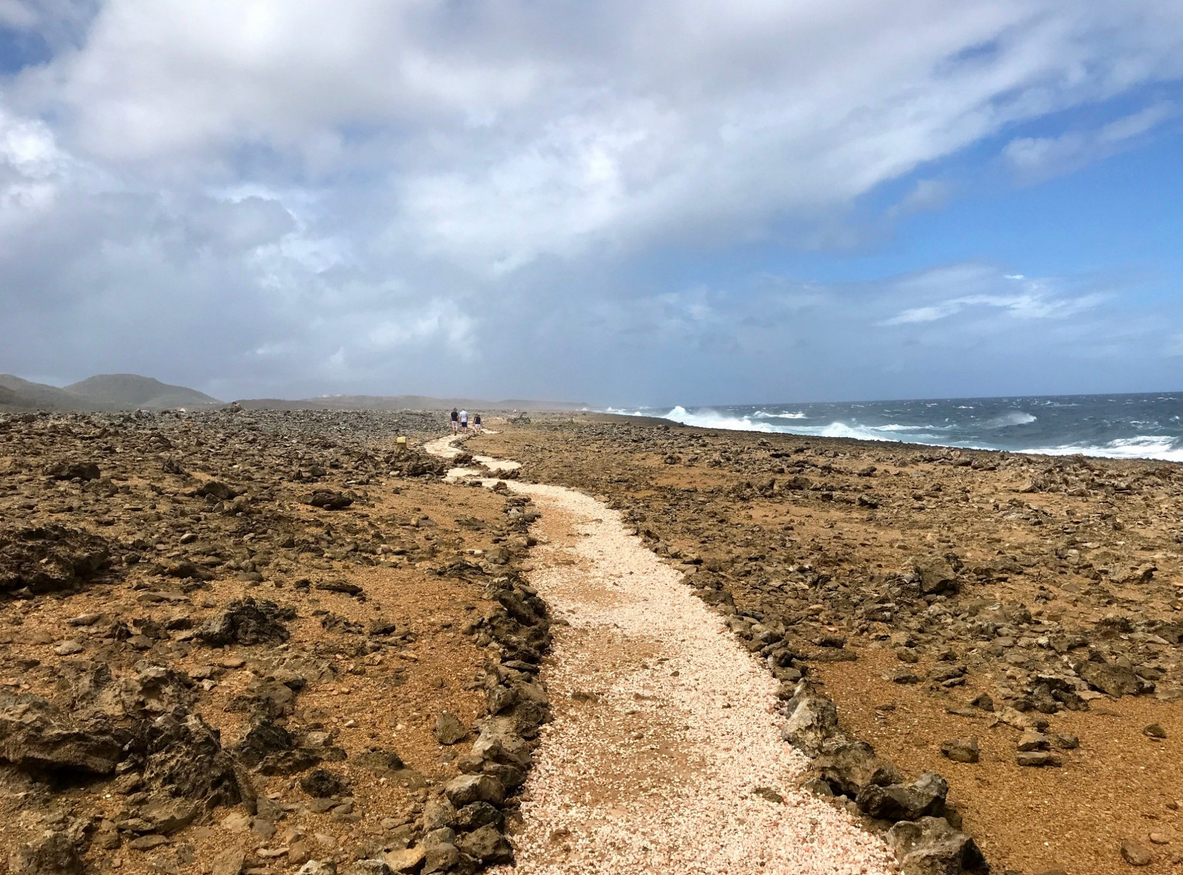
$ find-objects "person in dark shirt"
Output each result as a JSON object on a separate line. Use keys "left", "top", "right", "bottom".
{"left": 450, "top": 408, "right": 459, "bottom": 435}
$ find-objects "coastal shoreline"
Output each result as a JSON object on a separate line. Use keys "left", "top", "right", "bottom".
{"left": 475, "top": 412, "right": 1183, "bottom": 875}
{"left": 3, "top": 406, "right": 1181, "bottom": 875}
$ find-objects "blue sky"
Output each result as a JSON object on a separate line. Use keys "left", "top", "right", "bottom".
{"left": 1, "top": 1, "right": 1182, "bottom": 405}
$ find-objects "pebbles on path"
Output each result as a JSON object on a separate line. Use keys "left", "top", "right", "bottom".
{"left": 428, "top": 434, "right": 894, "bottom": 875}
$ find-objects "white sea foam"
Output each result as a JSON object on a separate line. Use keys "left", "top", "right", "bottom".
{"left": 602, "top": 404, "right": 1181, "bottom": 463}
{"left": 660, "top": 406, "right": 780, "bottom": 432}
{"left": 754, "top": 410, "right": 808, "bottom": 420}
{"left": 1023, "top": 436, "right": 1183, "bottom": 463}
{"left": 982, "top": 411, "right": 1037, "bottom": 428}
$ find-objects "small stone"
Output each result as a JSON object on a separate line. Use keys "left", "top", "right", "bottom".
{"left": 422, "top": 843, "right": 459, "bottom": 873}
{"left": 221, "top": 812, "right": 252, "bottom": 832}
{"left": 455, "top": 825, "right": 512, "bottom": 864}
{"left": 1144, "top": 723, "right": 1167, "bottom": 739}
{"left": 127, "top": 835, "right": 170, "bottom": 852}
{"left": 444, "top": 774, "right": 505, "bottom": 807}
{"left": 211, "top": 849, "right": 246, "bottom": 875}
{"left": 300, "top": 769, "right": 349, "bottom": 799}
{"left": 296, "top": 863, "right": 337, "bottom": 875}
{"left": 1055, "top": 734, "right": 1080, "bottom": 750}
{"left": 1121, "top": 838, "right": 1153, "bottom": 866}
{"left": 1017, "top": 730, "right": 1050, "bottom": 752}
{"left": 254, "top": 796, "right": 283, "bottom": 823}
{"left": 340, "top": 861, "right": 391, "bottom": 875}
{"left": 1149, "top": 833, "right": 1169, "bottom": 845}
{"left": 969, "top": 693, "right": 995, "bottom": 712}
{"left": 753, "top": 786, "right": 785, "bottom": 803}
{"left": 288, "top": 843, "right": 311, "bottom": 866}
{"left": 940, "top": 737, "right": 980, "bottom": 764}
{"left": 54, "top": 640, "right": 85, "bottom": 656}
{"left": 433, "top": 711, "right": 467, "bottom": 745}
{"left": 421, "top": 798, "right": 456, "bottom": 831}
{"left": 1016, "top": 751, "right": 1062, "bottom": 767}
{"left": 382, "top": 847, "right": 426, "bottom": 873}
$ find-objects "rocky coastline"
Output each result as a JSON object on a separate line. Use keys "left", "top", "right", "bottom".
{"left": 4, "top": 406, "right": 1183, "bottom": 875}
{"left": 476, "top": 413, "right": 1183, "bottom": 875}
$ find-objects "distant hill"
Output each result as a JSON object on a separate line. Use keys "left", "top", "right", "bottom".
{"left": 65, "top": 374, "right": 220, "bottom": 410}
{"left": 0, "top": 375, "right": 87, "bottom": 411}
{"left": 0, "top": 373, "right": 221, "bottom": 411}
{"left": 236, "top": 394, "right": 588, "bottom": 412}
{"left": 0, "top": 372, "right": 583, "bottom": 413}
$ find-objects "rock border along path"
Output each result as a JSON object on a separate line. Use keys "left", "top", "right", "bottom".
{"left": 425, "top": 435, "right": 895, "bottom": 875}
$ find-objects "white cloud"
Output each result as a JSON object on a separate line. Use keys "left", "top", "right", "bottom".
{"left": 0, "top": 106, "right": 73, "bottom": 235}
{"left": 882, "top": 271, "right": 1105, "bottom": 325}
{"left": 6, "top": 0, "right": 1183, "bottom": 272}
{"left": 1003, "top": 101, "right": 1176, "bottom": 179}
{"left": 1, "top": 1, "right": 1182, "bottom": 400}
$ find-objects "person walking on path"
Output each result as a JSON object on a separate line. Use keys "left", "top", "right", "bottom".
{"left": 473, "top": 413, "right": 482, "bottom": 434}
{"left": 459, "top": 409, "right": 468, "bottom": 433}
{"left": 450, "top": 408, "right": 459, "bottom": 435}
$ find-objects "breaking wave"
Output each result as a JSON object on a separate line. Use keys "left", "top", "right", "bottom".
{"left": 602, "top": 394, "right": 1183, "bottom": 462}
{"left": 1023, "top": 436, "right": 1183, "bottom": 463}
{"left": 982, "top": 411, "right": 1037, "bottom": 428}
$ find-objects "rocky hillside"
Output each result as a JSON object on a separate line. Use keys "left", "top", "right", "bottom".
{"left": 63, "top": 375, "right": 220, "bottom": 410}
{"left": 0, "top": 375, "right": 220, "bottom": 412}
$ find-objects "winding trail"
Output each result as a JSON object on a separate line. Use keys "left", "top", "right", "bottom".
{"left": 424, "top": 435, "right": 894, "bottom": 875}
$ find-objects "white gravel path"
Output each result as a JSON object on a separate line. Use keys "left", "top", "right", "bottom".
{"left": 424, "top": 436, "right": 896, "bottom": 875}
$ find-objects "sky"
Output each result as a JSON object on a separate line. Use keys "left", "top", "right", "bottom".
{"left": 1, "top": 1, "right": 1182, "bottom": 406}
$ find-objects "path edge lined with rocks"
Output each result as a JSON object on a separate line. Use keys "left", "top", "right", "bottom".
{"left": 429, "top": 434, "right": 991, "bottom": 875}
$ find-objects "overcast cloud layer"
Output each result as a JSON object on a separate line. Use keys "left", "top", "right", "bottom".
{"left": 2, "top": 0, "right": 1182, "bottom": 404}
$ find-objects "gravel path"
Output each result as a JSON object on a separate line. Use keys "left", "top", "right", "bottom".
{"left": 425, "top": 436, "right": 896, "bottom": 875}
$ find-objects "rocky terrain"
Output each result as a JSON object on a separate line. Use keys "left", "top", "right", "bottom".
{"left": 7, "top": 404, "right": 1183, "bottom": 875}
{"left": 476, "top": 414, "right": 1183, "bottom": 875}
{"left": 0, "top": 409, "right": 551, "bottom": 875}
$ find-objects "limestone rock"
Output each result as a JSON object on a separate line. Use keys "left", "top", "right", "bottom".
{"left": 887, "top": 816, "right": 987, "bottom": 875}
{"left": 382, "top": 847, "right": 426, "bottom": 873}
{"left": 0, "top": 692, "right": 122, "bottom": 775}
{"left": 434, "top": 711, "right": 468, "bottom": 745}
{"left": 210, "top": 849, "right": 245, "bottom": 875}
{"left": 455, "top": 825, "right": 512, "bottom": 864}
{"left": 1121, "top": 838, "right": 1152, "bottom": 866}
{"left": 444, "top": 774, "right": 505, "bottom": 807}
{"left": 940, "top": 737, "right": 980, "bottom": 764}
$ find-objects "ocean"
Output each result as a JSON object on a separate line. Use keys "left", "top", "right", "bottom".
{"left": 606, "top": 393, "right": 1183, "bottom": 463}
